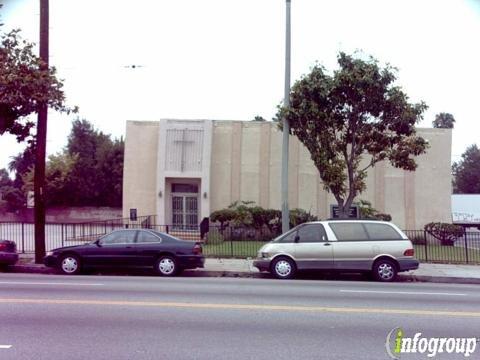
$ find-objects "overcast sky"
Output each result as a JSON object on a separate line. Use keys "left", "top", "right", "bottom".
{"left": 1, "top": 0, "right": 479, "bottom": 171}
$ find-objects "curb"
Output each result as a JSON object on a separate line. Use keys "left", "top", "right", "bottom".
{"left": 4, "top": 264, "right": 480, "bottom": 285}
{"left": 8, "top": 264, "right": 56, "bottom": 274}
{"left": 402, "top": 274, "right": 480, "bottom": 285}
{"left": 7, "top": 265, "right": 267, "bottom": 278}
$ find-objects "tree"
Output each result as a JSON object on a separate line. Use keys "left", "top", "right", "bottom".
{"left": 0, "top": 168, "right": 24, "bottom": 211}
{"left": 277, "top": 52, "right": 428, "bottom": 218}
{"left": 432, "top": 112, "right": 455, "bottom": 129}
{"left": 0, "top": 20, "right": 74, "bottom": 141}
{"left": 64, "top": 118, "right": 124, "bottom": 207}
{"left": 252, "top": 116, "right": 266, "bottom": 122}
{"left": 21, "top": 152, "right": 78, "bottom": 207}
{"left": 0, "top": 168, "right": 11, "bottom": 188}
{"left": 3, "top": 119, "right": 124, "bottom": 209}
{"left": 8, "top": 144, "right": 35, "bottom": 188}
{"left": 356, "top": 199, "right": 392, "bottom": 221}
{"left": 453, "top": 144, "right": 480, "bottom": 193}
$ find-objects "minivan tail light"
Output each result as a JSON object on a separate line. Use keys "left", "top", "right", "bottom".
{"left": 404, "top": 248, "right": 415, "bottom": 257}
{"left": 0, "top": 243, "right": 6, "bottom": 251}
{"left": 193, "top": 243, "right": 202, "bottom": 255}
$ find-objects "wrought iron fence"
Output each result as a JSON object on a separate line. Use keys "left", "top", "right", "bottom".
{"left": 404, "top": 230, "right": 480, "bottom": 264}
{"left": 0, "top": 215, "right": 156, "bottom": 253}
{"left": 1, "top": 219, "right": 480, "bottom": 264}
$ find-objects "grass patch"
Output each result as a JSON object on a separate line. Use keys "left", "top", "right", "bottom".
{"left": 203, "top": 241, "right": 268, "bottom": 258}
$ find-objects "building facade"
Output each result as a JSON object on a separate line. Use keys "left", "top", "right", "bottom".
{"left": 123, "top": 119, "right": 452, "bottom": 229}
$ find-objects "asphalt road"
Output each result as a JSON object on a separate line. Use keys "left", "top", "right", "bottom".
{"left": 0, "top": 273, "right": 480, "bottom": 360}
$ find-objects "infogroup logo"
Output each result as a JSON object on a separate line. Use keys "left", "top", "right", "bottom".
{"left": 385, "top": 327, "right": 478, "bottom": 359}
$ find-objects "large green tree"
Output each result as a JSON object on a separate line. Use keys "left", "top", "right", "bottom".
{"left": 5, "top": 119, "right": 124, "bottom": 209}
{"left": 64, "top": 118, "right": 124, "bottom": 207}
{"left": 433, "top": 112, "right": 455, "bottom": 129}
{"left": 0, "top": 168, "right": 24, "bottom": 211}
{"left": 453, "top": 144, "right": 480, "bottom": 194}
{"left": 278, "top": 52, "right": 428, "bottom": 218}
{"left": 0, "top": 18, "right": 74, "bottom": 141}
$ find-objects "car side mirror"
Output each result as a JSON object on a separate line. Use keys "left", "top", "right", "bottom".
{"left": 96, "top": 240, "right": 102, "bottom": 247}
{"left": 294, "top": 235, "right": 300, "bottom": 243}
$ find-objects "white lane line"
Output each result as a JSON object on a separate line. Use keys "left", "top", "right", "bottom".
{"left": 340, "top": 290, "right": 467, "bottom": 296}
{"left": 0, "top": 281, "right": 103, "bottom": 286}
{"left": 0, "top": 345, "right": 12, "bottom": 349}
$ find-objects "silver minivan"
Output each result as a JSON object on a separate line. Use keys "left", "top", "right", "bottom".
{"left": 253, "top": 220, "right": 419, "bottom": 281}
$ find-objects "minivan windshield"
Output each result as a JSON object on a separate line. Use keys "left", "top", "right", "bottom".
{"left": 272, "top": 227, "right": 298, "bottom": 243}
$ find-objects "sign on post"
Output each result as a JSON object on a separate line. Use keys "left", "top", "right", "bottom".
{"left": 129, "top": 208, "right": 137, "bottom": 221}
{"left": 330, "top": 205, "right": 359, "bottom": 219}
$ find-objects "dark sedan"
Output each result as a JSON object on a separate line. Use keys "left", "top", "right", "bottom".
{"left": 0, "top": 240, "right": 19, "bottom": 268}
{"left": 44, "top": 229, "right": 204, "bottom": 275}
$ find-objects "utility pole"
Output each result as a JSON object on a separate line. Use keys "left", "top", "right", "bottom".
{"left": 281, "top": 0, "right": 291, "bottom": 233}
{"left": 34, "top": 0, "right": 49, "bottom": 263}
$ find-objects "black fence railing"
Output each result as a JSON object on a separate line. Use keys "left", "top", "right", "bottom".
{"left": 0, "top": 216, "right": 156, "bottom": 253}
{"left": 1, "top": 220, "right": 480, "bottom": 264}
{"left": 404, "top": 230, "right": 480, "bottom": 265}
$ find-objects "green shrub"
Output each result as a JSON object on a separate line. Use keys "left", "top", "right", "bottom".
{"left": 289, "top": 208, "right": 318, "bottom": 227}
{"left": 210, "top": 209, "right": 236, "bottom": 229}
{"left": 357, "top": 200, "right": 392, "bottom": 221}
{"left": 409, "top": 233, "right": 426, "bottom": 245}
{"left": 210, "top": 202, "right": 316, "bottom": 237}
{"left": 424, "top": 222, "right": 464, "bottom": 246}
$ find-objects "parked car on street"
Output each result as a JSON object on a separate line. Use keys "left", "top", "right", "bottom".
{"left": 0, "top": 240, "right": 19, "bottom": 268}
{"left": 44, "top": 229, "right": 204, "bottom": 275}
{"left": 253, "top": 220, "right": 419, "bottom": 282}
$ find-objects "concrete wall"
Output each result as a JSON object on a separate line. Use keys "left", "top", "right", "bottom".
{"left": 0, "top": 207, "right": 122, "bottom": 223}
{"left": 209, "top": 121, "right": 452, "bottom": 229}
{"left": 124, "top": 119, "right": 452, "bottom": 229}
{"left": 122, "top": 121, "right": 160, "bottom": 218}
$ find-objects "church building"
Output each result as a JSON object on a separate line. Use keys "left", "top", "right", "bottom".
{"left": 122, "top": 119, "right": 452, "bottom": 230}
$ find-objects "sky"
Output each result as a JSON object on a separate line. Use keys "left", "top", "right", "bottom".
{"left": 0, "top": 0, "right": 479, "bottom": 171}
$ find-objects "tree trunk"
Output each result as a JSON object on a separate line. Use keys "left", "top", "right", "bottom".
{"left": 336, "top": 200, "right": 349, "bottom": 219}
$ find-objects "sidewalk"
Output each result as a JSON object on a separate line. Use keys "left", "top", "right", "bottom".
{"left": 6, "top": 255, "right": 480, "bottom": 284}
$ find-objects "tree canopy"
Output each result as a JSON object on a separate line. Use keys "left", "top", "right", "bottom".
{"left": 1, "top": 118, "right": 124, "bottom": 210}
{"left": 0, "top": 17, "right": 75, "bottom": 141}
{"left": 432, "top": 112, "right": 455, "bottom": 129}
{"left": 453, "top": 144, "right": 480, "bottom": 194}
{"left": 277, "top": 52, "right": 428, "bottom": 218}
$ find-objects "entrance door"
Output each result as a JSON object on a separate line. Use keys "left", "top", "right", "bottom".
{"left": 172, "top": 195, "right": 198, "bottom": 230}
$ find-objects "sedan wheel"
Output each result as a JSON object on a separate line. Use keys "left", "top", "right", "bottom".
{"left": 60, "top": 255, "right": 81, "bottom": 275}
{"left": 372, "top": 259, "right": 397, "bottom": 282}
{"left": 155, "top": 256, "right": 177, "bottom": 276}
{"left": 271, "top": 257, "right": 296, "bottom": 279}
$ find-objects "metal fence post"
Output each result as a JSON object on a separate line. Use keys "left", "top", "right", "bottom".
{"left": 230, "top": 238, "right": 234, "bottom": 258}
{"left": 424, "top": 230, "right": 428, "bottom": 262}
{"left": 61, "top": 223, "right": 65, "bottom": 248}
{"left": 464, "top": 231, "right": 469, "bottom": 264}
{"left": 21, "top": 222, "right": 25, "bottom": 254}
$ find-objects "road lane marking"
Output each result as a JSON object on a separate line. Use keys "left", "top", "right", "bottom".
{"left": 340, "top": 290, "right": 467, "bottom": 296}
{"left": 0, "top": 298, "right": 479, "bottom": 317}
{"left": 0, "top": 281, "right": 104, "bottom": 286}
{"left": 0, "top": 345, "right": 12, "bottom": 349}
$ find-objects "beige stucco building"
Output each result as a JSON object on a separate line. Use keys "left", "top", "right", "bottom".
{"left": 123, "top": 119, "right": 452, "bottom": 229}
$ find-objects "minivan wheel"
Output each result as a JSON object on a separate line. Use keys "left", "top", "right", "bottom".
{"left": 59, "top": 254, "right": 81, "bottom": 275}
{"left": 271, "top": 257, "right": 296, "bottom": 279}
{"left": 372, "top": 259, "right": 397, "bottom": 282}
{"left": 155, "top": 255, "right": 178, "bottom": 276}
